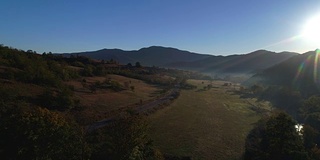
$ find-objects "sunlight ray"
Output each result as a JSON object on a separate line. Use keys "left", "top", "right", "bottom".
{"left": 262, "top": 35, "right": 303, "bottom": 50}
{"left": 293, "top": 54, "right": 314, "bottom": 88}
{"left": 293, "top": 62, "right": 305, "bottom": 85}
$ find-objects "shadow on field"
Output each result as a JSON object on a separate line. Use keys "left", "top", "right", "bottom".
{"left": 164, "top": 154, "right": 192, "bottom": 160}
{"left": 231, "top": 90, "right": 256, "bottom": 99}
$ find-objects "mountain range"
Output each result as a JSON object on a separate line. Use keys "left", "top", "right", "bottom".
{"left": 61, "top": 46, "right": 298, "bottom": 76}
{"left": 62, "top": 46, "right": 211, "bottom": 67}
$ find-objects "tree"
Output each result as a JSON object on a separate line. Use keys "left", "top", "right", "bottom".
{"left": 37, "top": 88, "right": 77, "bottom": 110}
{"left": 302, "top": 125, "right": 319, "bottom": 150}
{"left": 82, "top": 65, "right": 94, "bottom": 76}
{"left": 135, "top": 62, "right": 141, "bottom": 67}
{"left": 130, "top": 85, "right": 135, "bottom": 92}
{"left": 127, "top": 63, "right": 132, "bottom": 67}
{"left": 250, "top": 84, "right": 263, "bottom": 95}
{"left": 301, "top": 96, "right": 320, "bottom": 118}
{"left": 0, "top": 107, "right": 84, "bottom": 160}
{"left": 88, "top": 114, "right": 163, "bottom": 160}
{"left": 244, "top": 112, "right": 308, "bottom": 160}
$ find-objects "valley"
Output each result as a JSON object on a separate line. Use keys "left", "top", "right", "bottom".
{"left": 1, "top": 45, "right": 320, "bottom": 159}
{"left": 148, "top": 80, "right": 271, "bottom": 159}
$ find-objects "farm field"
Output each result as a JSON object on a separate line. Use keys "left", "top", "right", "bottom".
{"left": 148, "top": 79, "right": 271, "bottom": 160}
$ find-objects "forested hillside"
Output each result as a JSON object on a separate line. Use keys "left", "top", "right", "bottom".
{"left": 245, "top": 50, "right": 320, "bottom": 97}
{"left": 0, "top": 45, "right": 210, "bottom": 159}
{"left": 241, "top": 49, "right": 320, "bottom": 159}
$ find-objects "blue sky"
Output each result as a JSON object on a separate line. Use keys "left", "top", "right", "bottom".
{"left": 1, "top": 0, "right": 320, "bottom": 55}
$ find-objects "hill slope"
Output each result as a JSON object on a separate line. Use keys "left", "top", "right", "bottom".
{"left": 245, "top": 50, "right": 320, "bottom": 96}
{"left": 167, "top": 50, "right": 298, "bottom": 75}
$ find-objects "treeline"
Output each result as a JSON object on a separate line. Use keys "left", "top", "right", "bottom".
{"left": 0, "top": 45, "right": 79, "bottom": 87}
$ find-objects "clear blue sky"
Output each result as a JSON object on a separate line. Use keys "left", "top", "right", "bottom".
{"left": 1, "top": 0, "right": 320, "bottom": 55}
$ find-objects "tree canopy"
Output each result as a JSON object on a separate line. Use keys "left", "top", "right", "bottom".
{"left": 244, "top": 112, "right": 308, "bottom": 160}
{"left": 0, "top": 107, "right": 83, "bottom": 160}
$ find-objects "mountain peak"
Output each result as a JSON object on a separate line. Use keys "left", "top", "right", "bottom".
{"left": 138, "top": 46, "right": 180, "bottom": 52}
{"left": 248, "top": 49, "right": 274, "bottom": 54}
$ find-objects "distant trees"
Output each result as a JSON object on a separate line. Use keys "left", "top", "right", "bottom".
{"left": 0, "top": 45, "right": 82, "bottom": 87}
{"left": 244, "top": 112, "right": 308, "bottom": 160}
{"left": 301, "top": 95, "right": 320, "bottom": 117}
{"left": 243, "top": 85, "right": 303, "bottom": 118}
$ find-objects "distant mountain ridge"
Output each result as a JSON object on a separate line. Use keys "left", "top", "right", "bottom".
{"left": 61, "top": 46, "right": 211, "bottom": 67}
{"left": 245, "top": 50, "right": 320, "bottom": 96}
{"left": 167, "top": 50, "right": 298, "bottom": 75}
{"left": 61, "top": 46, "right": 298, "bottom": 76}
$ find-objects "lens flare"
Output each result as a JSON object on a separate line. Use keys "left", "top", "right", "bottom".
{"left": 314, "top": 50, "right": 319, "bottom": 83}
{"left": 293, "top": 62, "right": 305, "bottom": 85}
{"left": 293, "top": 51, "right": 320, "bottom": 89}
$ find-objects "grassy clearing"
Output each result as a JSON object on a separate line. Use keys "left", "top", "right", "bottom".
{"left": 148, "top": 79, "right": 270, "bottom": 160}
{"left": 66, "top": 74, "right": 162, "bottom": 123}
{"left": 0, "top": 79, "right": 44, "bottom": 99}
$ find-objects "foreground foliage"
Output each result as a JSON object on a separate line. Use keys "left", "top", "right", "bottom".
{"left": 87, "top": 114, "right": 164, "bottom": 160}
{"left": 244, "top": 112, "right": 308, "bottom": 160}
{"left": 0, "top": 106, "right": 84, "bottom": 160}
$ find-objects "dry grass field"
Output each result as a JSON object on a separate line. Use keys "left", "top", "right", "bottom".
{"left": 0, "top": 79, "right": 44, "bottom": 97}
{"left": 66, "top": 74, "right": 162, "bottom": 123}
{"left": 148, "top": 79, "right": 271, "bottom": 160}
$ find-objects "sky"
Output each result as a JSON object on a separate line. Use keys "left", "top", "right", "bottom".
{"left": 1, "top": 0, "right": 320, "bottom": 55}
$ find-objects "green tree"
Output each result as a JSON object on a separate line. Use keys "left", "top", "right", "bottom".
{"left": 244, "top": 112, "right": 308, "bottom": 160}
{"left": 82, "top": 65, "right": 95, "bottom": 76}
{"left": 301, "top": 96, "right": 320, "bottom": 117}
{"left": 38, "top": 88, "right": 77, "bottom": 110}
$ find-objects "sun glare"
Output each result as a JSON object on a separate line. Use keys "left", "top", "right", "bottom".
{"left": 302, "top": 14, "right": 320, "bottom": 44}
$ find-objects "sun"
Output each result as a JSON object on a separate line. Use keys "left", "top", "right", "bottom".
{"left": 302, "top": 14, "right": 320, "bottom": 44}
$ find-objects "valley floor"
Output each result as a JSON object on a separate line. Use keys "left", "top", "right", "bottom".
{"left": 148, "top": 80, "right": 271, "bottom": 160}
